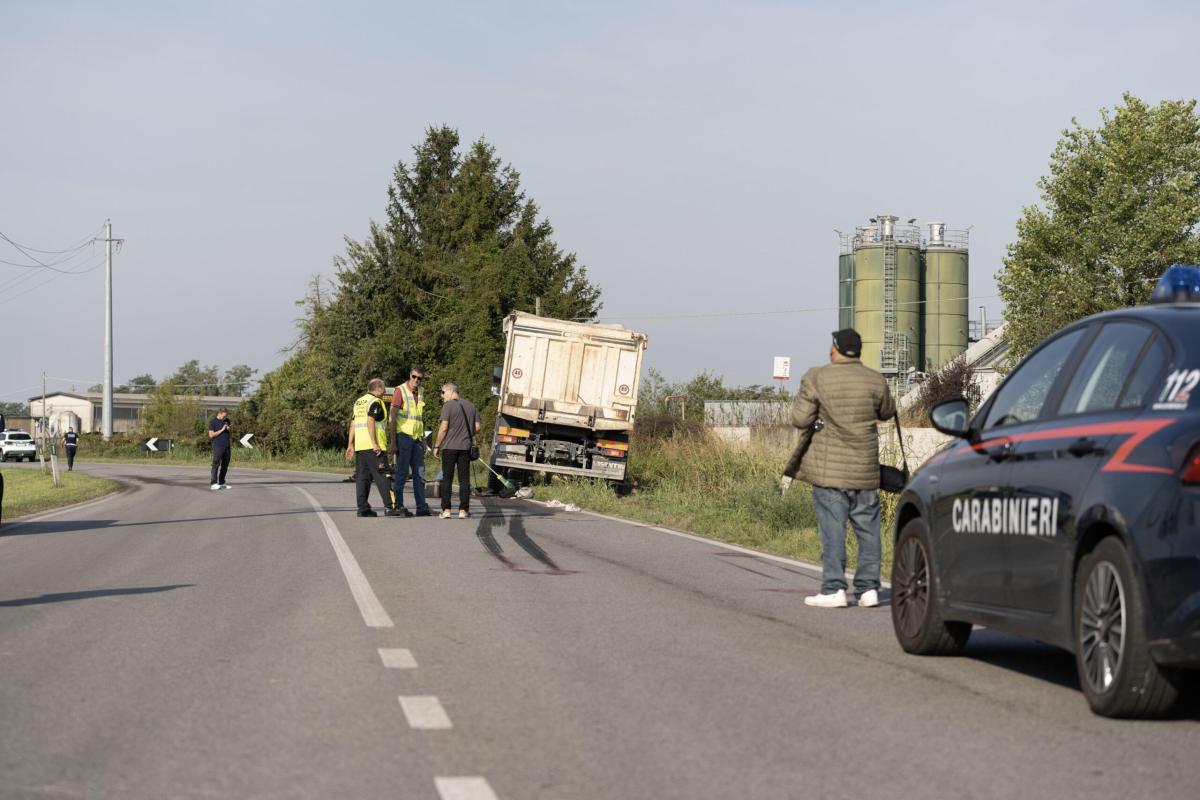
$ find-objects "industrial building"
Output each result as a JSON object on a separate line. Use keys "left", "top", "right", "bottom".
{"left": 839, "top": 215, "right": 970, "bottom": 393}
{"left": 27, "top": 391, "right": 244, "bottom": 434}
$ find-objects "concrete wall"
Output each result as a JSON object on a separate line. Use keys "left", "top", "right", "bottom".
{"left": 709, "top": 423, "right": 952, "bottom": 468}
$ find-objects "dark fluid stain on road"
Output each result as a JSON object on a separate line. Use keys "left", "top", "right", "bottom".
{"left": 0, "top": 583, "right": 193, "bottom": 607}
{"left": 475, "top": 505, "right": 578, "bottom": 576}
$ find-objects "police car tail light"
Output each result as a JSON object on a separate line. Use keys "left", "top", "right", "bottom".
{"left": 1182, "top": 449, "right": 1200, "bottom": 485}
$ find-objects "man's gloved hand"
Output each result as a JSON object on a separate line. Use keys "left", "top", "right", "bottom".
{"left": 776, "top": 475, "right": 793, "bottom": 495}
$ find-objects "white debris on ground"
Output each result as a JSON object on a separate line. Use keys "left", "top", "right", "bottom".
{"left": 543, "top": 499, "right": 581, "bottom": 512}
{"left": 515, "top": 487, "right": 534, "bottom": 499}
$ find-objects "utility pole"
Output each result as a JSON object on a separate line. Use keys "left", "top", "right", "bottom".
{"left": 534, "top": 296, "right": 542, "bottom": 317}
{"left": 99, "top": 220, "right": 124, "bottom": 441}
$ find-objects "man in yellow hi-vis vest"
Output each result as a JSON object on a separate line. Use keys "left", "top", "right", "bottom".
{"left": 390, "top": 365, "right": 431, "bottom": 517}
{"left": 345, "top": 378, "right": 401, "bottom": 518}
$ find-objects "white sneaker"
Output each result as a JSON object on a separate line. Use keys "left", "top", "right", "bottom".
{"left": 804, "top": 589, "right": 848, "bottom": 608}
{"left": 440, "top": 510, "right": 451, "bottom": 519}
{"left": 219, "top": 483, "right": 231, "bottom": 490}
{"left": 858, "top": 589, "right": 879, "bottom": 608}
{"left": 210, "top": 483, "right": 221, "bottom": 491}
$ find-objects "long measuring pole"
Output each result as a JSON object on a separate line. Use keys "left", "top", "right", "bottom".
{"left": 103, "top": 220, "right": 113, "bottom": 440}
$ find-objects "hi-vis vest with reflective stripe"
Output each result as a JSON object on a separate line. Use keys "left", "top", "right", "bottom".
{"left": 395, "top": 384, "right": 425, "bottom": 439}
{"left": 352, "top": 393, "right": 389, "bottom": 452}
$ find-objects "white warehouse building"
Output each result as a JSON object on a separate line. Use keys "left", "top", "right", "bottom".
{"left": 28, "top": 392, "right": 245, "bottom": 434}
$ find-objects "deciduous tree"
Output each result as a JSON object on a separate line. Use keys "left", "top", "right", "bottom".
{"left": 998, "top": 93, "right": 1200, "bottom": 362}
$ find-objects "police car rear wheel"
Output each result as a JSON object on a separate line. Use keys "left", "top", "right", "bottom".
{"left": 891, "top": 518, "right": 971, "bottom": 656}
{"left": 1074, "top": 538, "right": 1180, "bottom": 718}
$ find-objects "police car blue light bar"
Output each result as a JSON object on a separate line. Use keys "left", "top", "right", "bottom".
{"left": 1150, "top": 263, "right": 1200, "bottom": 304}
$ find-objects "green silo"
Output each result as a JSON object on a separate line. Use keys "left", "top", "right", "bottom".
{"left": 852, "top": 216, "right": 921, "bottom": 375}
{"left": 922, "top": 223, "right": 969, "bottom": 371}
{"left": 838, "top": 251, "right": 855, "bottom": 330}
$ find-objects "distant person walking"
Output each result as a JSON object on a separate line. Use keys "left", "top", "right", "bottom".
{"left": 790, "top": 328, "right": 896, "bottom": 609}
{"left": 208, "top": 408, "right": 233, "bottom": 491}
{"left": 390, "top": 366, "right": 431, "bottom": 517}
{"left": 432, "top": 383, "right": 481, "bottom": 519}
{"left": 63, "top": 427, "right": 79, "bottom": 471}
{"left": 347, "top": 378, "right": 401, "bottom": 518}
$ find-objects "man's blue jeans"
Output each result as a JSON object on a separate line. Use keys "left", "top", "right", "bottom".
{"left": 811, "top": 485, "right": 881, "bottom": 595}
{"left": 393, "top": 433, "right": 429, "bottom": 513}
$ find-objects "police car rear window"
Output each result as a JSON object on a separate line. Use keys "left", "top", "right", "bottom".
{"left": 1057, "top": 322, "right": 1151, "bottom": 415}
{"left": 1119, "top": 336, "right": 1170, "bottom": 409}
{"left": 984, "top": 328, "right": 1086, "bottom": 430}
{"left": 6, "top": 433, "right": 31, "bottom": 440}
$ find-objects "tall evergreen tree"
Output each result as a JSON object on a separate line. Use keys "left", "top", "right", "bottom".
{"left": 247, "top": 126, "right": 602, "bottom": 452}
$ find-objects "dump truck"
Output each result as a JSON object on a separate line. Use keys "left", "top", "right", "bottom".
{"left": 489, "top": 312, "right": 649, "bottom": 486}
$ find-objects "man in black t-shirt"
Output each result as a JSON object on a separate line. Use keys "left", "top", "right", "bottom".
{"left": 63, "top": 427, "right": 79, "bottom": 471}
{"left": 208, "top": 408, "right": 232, "bottom": 491}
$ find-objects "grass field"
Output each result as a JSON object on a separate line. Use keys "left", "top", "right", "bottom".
{"left": 0, "top": 467, "right": 119, "bottom": 521}
{"left": 530, "top": 433, "right": 897, "bottom": 573}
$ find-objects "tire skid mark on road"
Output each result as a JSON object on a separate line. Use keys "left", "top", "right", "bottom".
{"left": 294, "top": 487, "right": 394, "bottom": 628}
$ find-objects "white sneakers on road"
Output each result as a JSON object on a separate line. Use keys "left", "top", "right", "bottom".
{"left": 804, "top": 589, "right": 848, "bottom": 608}
{"left": 803, "top": 589, "right": 879, "bottom": 608}
{"left": 209, "top": 483, "right": 231, "bottom": 491}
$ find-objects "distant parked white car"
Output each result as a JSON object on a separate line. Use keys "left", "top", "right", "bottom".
{"left": 0, "top": 430, "right": 36, "bottom": 462}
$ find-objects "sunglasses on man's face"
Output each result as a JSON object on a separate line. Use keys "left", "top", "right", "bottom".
{"left": 410, "top": 375, "right": 424, "bottom": 381}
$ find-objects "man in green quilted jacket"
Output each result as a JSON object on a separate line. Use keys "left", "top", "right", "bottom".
{"left": 790, "top": 328, "right": 896, "bottom": 609}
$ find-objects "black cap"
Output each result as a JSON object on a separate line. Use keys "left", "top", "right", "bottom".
{"left": 832, "top": 328, "right": 862, "bottom": 358}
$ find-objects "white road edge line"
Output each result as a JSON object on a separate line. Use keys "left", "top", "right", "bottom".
{"left": 378, "top": 648, "right": 417, "bottom": 669}
{"left": 295, "top": 487, "right": 394, "bottom": 628}
{"left": 398, "top": 695, "right": 453, "bottom": 729}
{"left": 528, "top": 500, "right": 892, "bottom": 589}
{"left": 435, "top": 777, "right": 499, "bottom": 800}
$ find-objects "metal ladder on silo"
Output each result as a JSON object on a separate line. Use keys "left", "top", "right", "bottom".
{"left": 881, "top": 238, "right": 897, "bottom": 373}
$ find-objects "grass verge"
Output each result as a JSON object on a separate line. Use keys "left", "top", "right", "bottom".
{"left": 76, "top": 447, "right": 355, "bottom": 475}
{"left": 530, "top": 433, "right": 897, "bottom": 574}
{"left": 1, "top": 467, "right": 119, "bottom": 520}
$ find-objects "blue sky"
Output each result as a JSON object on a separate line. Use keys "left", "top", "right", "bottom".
{"left": 3, "top": 0, "right": 1197, "bottom": 403}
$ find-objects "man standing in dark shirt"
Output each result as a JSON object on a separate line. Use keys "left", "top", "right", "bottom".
{"left": 208, "top": 408, "right": 232, "bottom": 491}
{"left": 432, "top": 382, "right": 481, "bottom": 519}
{"left": 63, "top": 427, "right": 79, "bottom": 471}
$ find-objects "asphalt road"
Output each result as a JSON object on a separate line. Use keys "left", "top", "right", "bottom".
{"left": 1, "top": 462, "right": 1197, "bottom": 799}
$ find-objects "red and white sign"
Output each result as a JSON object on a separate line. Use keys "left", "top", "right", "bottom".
{"left": 618, "top": 383, "right": 631, "bottom": 396}
{"left": 512, "top": 368, "right": 523, "bottom": 379}
{"left": 773, "top": 356, "right": 791, "bottom": 380}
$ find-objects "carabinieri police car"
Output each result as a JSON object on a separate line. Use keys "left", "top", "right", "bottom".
{"left": 891, "top": 264, "right": 1200, "bottom": 718}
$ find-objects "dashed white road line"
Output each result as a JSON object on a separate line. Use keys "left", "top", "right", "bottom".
{"left": 378, "top": 647, "right": 417, "bottom": 669}
{"left": 435, "top": 777, "right": 499, "bottom": 800}
{"left": 398, "top": 695, "right": 453, "bottom": 730}
{"left": 295, "top": 487, "right": 394, "bottom": 628}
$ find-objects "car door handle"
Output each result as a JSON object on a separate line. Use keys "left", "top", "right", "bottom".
{"left": 984, "top": 441, "right": 1014, "bottom": 461}
{"left": 1067, "top": 437, "right": 1102, "bottom": 457}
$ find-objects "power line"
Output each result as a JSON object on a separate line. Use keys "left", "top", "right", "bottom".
{"left": 0, "top": 255, "right": 104, "bottom": 304}
{"left": 0, "top": 224, "right": 106, "bottom": 271}
{"left": 0, "top": 223, "right": 105, "bottom": 254}
{"left": 587, "top": 293, "right": 1003, "bottom": 323}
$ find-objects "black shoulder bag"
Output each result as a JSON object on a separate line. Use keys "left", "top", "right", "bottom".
{"left": 879, "top": 415, "right": 910, "bottom": 494}
{"left": 458, "top": 402, "right": 480, "bottom": 461}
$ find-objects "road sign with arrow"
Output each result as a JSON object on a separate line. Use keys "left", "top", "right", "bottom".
{"left": 240, "top": 433, "right": 254, "bottom": 449}
{"left": 141, "top": 437, "right": 174, "bottom": 452}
